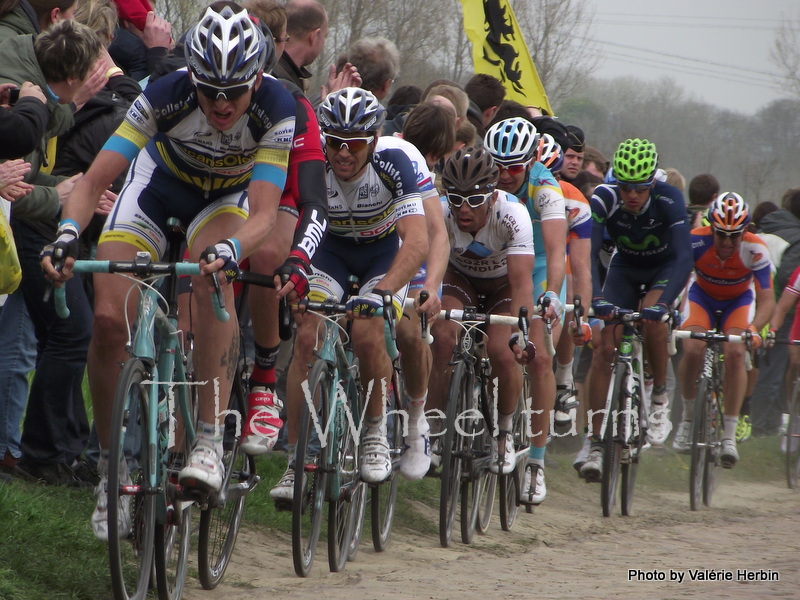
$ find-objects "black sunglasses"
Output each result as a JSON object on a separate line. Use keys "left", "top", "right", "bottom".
{"left": 195, "top": 81, "right": 253, "bottom": 102}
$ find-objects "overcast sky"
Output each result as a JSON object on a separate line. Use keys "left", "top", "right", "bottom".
{"left": 584, "top": 0, "right": 796, "bottom": 114}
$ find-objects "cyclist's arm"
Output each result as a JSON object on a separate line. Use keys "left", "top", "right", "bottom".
{"left": 376, "top": 213, "right": 429, "bottom": 293}
{"left": 420, "top": 190, "right": 449, "bottom": 303}
{"left": 653, "top": 213, "right": 693, "bottom": 308}
{"left": 568, "top": 237, "right": 592, "bottom": 307}
{"left": 238, "top": 178, "right": 284, "bottom": 260}
{"left": 541, "top": 217, "right": 566, "bottom": 295}
{"left": 589, "top": 195, "right": 608, "bottom": 299}
{"left": 769, "top": 285, "right": 800, "bottom": 332}
{"left": 752, "top": 286, "right": 776, "bottom": 333}
{"left": 507, "top": 252, "right": 535, "bottom": 320}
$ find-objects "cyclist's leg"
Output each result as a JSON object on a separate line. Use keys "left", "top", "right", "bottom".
{"left": 719, "top": 298, "right": 752, "bottom": 467}
{"left": 241, "top": 208, "right": 296, "bottom": 454}
{"left": 640, "top": 275, "right": 673, "bottom": 444}
{"left": 179, "top": 199, "right": 248, "bottom": 493}
{"left": 396, "top": 267, "right": 434, "bottom": 479}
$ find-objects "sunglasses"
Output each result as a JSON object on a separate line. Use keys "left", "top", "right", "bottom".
{"left": 323, "top": 133, "right": 375, "bottom": 153}
{"left": 195, "top": 81, "right": 253, "bottom": 102}
{"left": 618, "top": 180, "right": 654, "bottom": 193}
{"left": 497, "top": 162, "right": 528, "bottom": 176}
{"left": 714, "top": 230, "right": 742, "bottom": 241}
{"left": 446, "top": 190, "right": 493, "bottom": 209}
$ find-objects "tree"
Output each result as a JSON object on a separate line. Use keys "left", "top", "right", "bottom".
{"left": 771, "top": 17, "right": 800, "bottom": 98}
{"left": 510, "top": 0, "right": 599, "bottom": 108}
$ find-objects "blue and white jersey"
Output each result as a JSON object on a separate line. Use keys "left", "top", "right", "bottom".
{"left": 104, "top": 69, "right": 296, "bottom": 198}
{"left": 444, "top": 190, "right": 534, "bottom": 279}
{"left": 377, "top": 135, "right": 438, "bottom": 201}
{"left": 325, "top": 146, "right": 424, "bottom": 242}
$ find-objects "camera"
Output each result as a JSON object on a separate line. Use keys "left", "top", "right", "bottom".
{"left": 8, "top": 87, "right": 20, "bottom": 105}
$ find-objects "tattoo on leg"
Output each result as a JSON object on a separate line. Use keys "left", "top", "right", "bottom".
{"left": 220, "top": 330, "right": 240, "bottom": 383}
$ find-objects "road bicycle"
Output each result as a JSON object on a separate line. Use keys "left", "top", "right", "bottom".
{"left": 762, "top": 337, "right": 800, "bottom": 489}
{"left": 596, "top": 308, "right": 650, "bottom": 518}
{"left": 671, "top": 319, "right": 751, "bottom": 510}
{"left": 55, "top": 220, "right": 268, "bottom": 599}
{"left": 290, "top": 286, "right": 401, "bottom": 576}
{"left": 426, "top": 303, "right": 531, "bottom": 547}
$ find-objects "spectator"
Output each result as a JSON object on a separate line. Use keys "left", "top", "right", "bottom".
{"left": 381, "top": 83, "right": 421, "bottom": 135}
{"left": 687, "top": 173, "right": 719, "bottom": 228}
{"left": 107, "top": 10, "right": 171, "bottom": 83}
{"left": 490, "top": 99, "right": 532, "bottom": 125}
{"left": 581, "top": 145, "right": 609, "bottom": 179}
{"left": 271, "top": 0, "right": 327, "bottom": 95}
{"left": 464, "top": 73, "right": 505, "bottom": 130}
{"left": 560, "top": 124, "right": 585, "bottom": 183}
{"left": 3, "top": 20, "right": 104, "bottom": 485}
{"left": 345, "top": 36, "right": 398, "bottom": 101}
{"left": 423, "top": 81, "right": 469, "bottom": 128}
{"left": 665, "top": 167, "right": 685, "bottom": 192}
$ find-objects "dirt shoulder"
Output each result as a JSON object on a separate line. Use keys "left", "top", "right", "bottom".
{"left": 184, "top": 449, "right": 799, "bottom": 600}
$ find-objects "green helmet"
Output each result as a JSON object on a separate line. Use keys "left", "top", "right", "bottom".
{"left": 612, "top": 138, "right": 658, "bottom": 183}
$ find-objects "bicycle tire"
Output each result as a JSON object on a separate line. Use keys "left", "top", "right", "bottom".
{"left": 328, "top": 360, "right": 363, "bottom": 572}
{"left": 154, "top": 487, "right": 191, "bottom": 600}
{"left": 620, "top": 389, "right": 642, "bottom": 517}
{"left": 787, "top": 378, "right": 800, "bottom": 489}
{"left": 197, "top": 366, "right": 253, "bottom": 589}
{"left": 345, "top": 359, "right": 366, "bottom": 562}
{"left": 108, "top": 358, "right": 157, "bottom": 600}
{"left": 439, "top": 361, "right": 470, "bottom": 547}
{"left": 477, "top": 471, "right": 497, "bottom": 533}
{"left": 601, "top": 364, "right": 625, "bottom": 517}
{"left": 460, "top": 381, "right": 488, "bottom": 544}
{"left": 500, "top": 395, "right": 527, "bottom": 530}
{"left": 703, "top": 388, "right": 722, "bottom": 506}
{"left": 689, "top": 378, "right": 710, "bottom": 510}
{"left": 291, "top": 360, "right": 329, "bottom": 577}
{"left": 370, "top": 367, "right": 402, "bottom": 552}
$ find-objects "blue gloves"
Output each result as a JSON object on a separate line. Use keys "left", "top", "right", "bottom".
{"left": 591, "top": 297, "right": 615, "bottom": 319}
{"left": 642, "top": 303, "right": 669, "bottom": 322}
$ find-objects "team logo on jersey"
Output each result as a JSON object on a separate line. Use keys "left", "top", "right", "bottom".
{"left": 750, "top": 252, "right": 763, "bottom": 262}
{"left": 617, "top": 234, "right": 660, "bottom": 251}
{"left": 359, "top": 184, "right": 369, "bottom": 199}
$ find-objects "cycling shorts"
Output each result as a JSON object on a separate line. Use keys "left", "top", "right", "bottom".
{"left": 681, "top": 282, "right": 753, "bottom": 332}
{"left": 99, "top": 151, "right": 248, "bottom": 258}
{"left": 308, "top": 233, "right": 407, "bottom": 318}
{"left": 602, "top": 258, "right": 674, "bottom": 311}
{"left": 442, "top": 267, "right": 511, "bottom": 315}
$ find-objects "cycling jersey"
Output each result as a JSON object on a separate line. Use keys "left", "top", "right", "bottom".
{"left": 591, "top": 180, "right": 692, "bottom": 307}
{"left": 562, "top": 180, "right": 591, "bottom": 243}
{"left": 324, "top": 147, "right": 424, "bottom": 242}
{"left": 105, "top": 69, "right": 295, "bottom": 196}
{"left": 444, "top": 190, "right": 534, "bottom": 279}
{"left": 377, "top": 135, "right": 438, "bottom": 289}
{"left": 99, "top": 69, "right": 296, "bottom": 257}
{"left": 690, "top": 226, "right": 772, "bottom": 300}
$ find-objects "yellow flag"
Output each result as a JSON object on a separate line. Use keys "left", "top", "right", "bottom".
{"left": 459, "top": 0, "right": 553, "bottom": 116}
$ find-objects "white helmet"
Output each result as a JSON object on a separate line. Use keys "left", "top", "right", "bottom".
{"left": 484, "top": 117, "right": 539, "bottom": 165}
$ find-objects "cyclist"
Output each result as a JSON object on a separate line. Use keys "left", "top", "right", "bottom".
{"left": 41, "top": 2, "right": 296, "bottom": 539}
{"left": 581, "top": 138, "right": 693, "bottom": 481}
{"left": 484, "top": 117, "right": 566, "bottom": 504}
{"left": 427, "top": 145, "right": 534, "bottom": 486}
{"left": 270, "top": 87, "right": 428, "bottom": 499}
{"left": 239, "top": 58, "right": 330, "bottom": 457}
{"left": 675, "top": 193, "right": 772, "bottom": 466}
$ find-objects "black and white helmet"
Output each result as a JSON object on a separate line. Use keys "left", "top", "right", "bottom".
{"left": 185, "top": 2, "right": 267, "bottom": 87}
{"left": 441, "top": 146, "right": 499, "bottom": 192}
{"left": 317, "top": 87, "right": 386, "bottom": 133}
{"left": 484, "top": 117, "right": 539, "bottom": 165}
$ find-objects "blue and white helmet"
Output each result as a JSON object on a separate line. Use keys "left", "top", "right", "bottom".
{"left": 185, "top": 2, "right": 267, "bottom": 86}
{"left": 318, "top": 87, "right": 386, "bottom": 133}
{"left": 484, "top": 117, "right": 539, "bottom": 165}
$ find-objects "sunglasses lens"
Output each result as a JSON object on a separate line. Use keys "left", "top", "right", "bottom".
{"left": 197, "top": 83, "right": 251, "bottom": 101}
{"left": 325, "top": 135, "right": 371, "bottom": 153}
{"left": 499, "top": 163, "right": 526, "bottom": 175}
{"left": 448, "top": 191, "right": 491, "bottom": 208}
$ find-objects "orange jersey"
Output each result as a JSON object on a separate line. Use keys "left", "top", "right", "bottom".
{"left": 691, "top": 226, "right": 773, "bottom": 300}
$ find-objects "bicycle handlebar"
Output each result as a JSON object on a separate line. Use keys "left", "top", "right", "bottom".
{"left": 53, "top": 257, "right": 230, "bottom": 322}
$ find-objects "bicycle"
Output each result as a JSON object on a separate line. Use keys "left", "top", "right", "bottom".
{"left": 595, "top": 308, "right": 651, "bottom": 518}
{"left": 54, "top": 221, "right": 267, "bottom": 599}
{"left": 290, "top": 285, "right": 401, "bottom": 576}
{"left": 425, "top": 303, "right": 531, "bottom": 547}
{"left": 670, "top": 318, "right": 751, "bottom": 510}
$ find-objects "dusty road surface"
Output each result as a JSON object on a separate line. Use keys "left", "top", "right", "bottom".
{"left": 184, "top": 449, "right": 799, "bottom": 600}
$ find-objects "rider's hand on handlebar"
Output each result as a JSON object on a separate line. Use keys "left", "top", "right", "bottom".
{"left": 200, "top": 239, "right": 240, "bottom": 285}
{"left": 274, "top": 254, "right": 310, "bottom": 301}
{"left": 748, "top": 324, "right": 763, "bottom": 350}
{"left": 765, "top": 328, "right": 777, "bottom": 349}
{"left": 415, "top": 287, "right": 441, "bottom": 321}
{"left": 591, "top": 296, "right": 615, "bottom": 320}
{"left": 346, "top": 290, "right": 386, "bottom": 319}
{"left": 641, "top": 302, "right": 669, "bottom": 322}
{"left": 509, "top": 333, "right": 536, "bottom": 364}
{"left": 569, "top": 320, "right": 592, "bottom": 346}
{"left": 538, "top": 290, "right": 563, "bottom": 321}
{"left": 40, "top": 221, "right": 80, "bottom": 282}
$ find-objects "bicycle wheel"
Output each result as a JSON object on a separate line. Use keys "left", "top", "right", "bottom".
{"left": 500, "top": 399, "right": 527, "bottom": 530}
{"left": 601, "top": 364, "right": 625, "bottom": 517}
{"left": 788, "top": 379, "right": 800, "bottom": 489}
{"left": 155, "top": 422, "right": 192, "bottom": 600}
{"left": 703, "top": 389, "right": 723, "bottom": 506}
{"left": 108, "top": 358, "right": 156, "bottom": 600}
{"left": 347, "top": 478, "right": 367, "bottom": 562}
{"left": 370, "top": 367, "right": 402, "bottom": 552}
{"left": 292, "top": 360, "right": 329, "bottom": 577}
{"left": 328, "top": 361, "right": 363, "bottom": 572}
{"left": 439, "top": 361, "right": 470, "bottom": 547}
{"left": 620, "top": 391, "right": 642, "bottom": 517}
{"left": 460, "top": 384, "right": 489, "bottom": 544}
{"left": 198, "top": 366, "right": 253, "bottom": 589}
{"left": 689, "top": 378, "right": 710, "bottom": 511}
